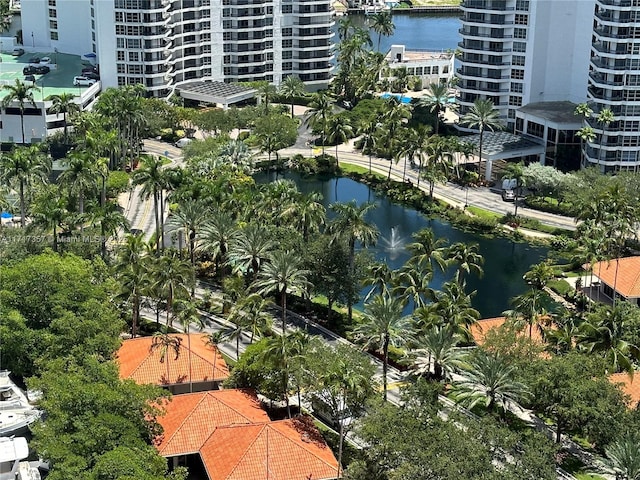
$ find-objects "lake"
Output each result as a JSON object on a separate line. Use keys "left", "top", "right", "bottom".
{"left": 256, "top": 172, "right": 550, "bottom": 318}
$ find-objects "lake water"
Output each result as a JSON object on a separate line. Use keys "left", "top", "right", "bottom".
{"left": 337, "top": 13, "right": 461, "bottom": 53}
{"left": 256, "top": 172, "right": 549, "bottom": 318}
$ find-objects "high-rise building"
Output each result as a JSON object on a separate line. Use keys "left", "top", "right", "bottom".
{"left": 586, "top": 0, "right": 640, "bottom": 171}
{"left": 21, "top": 0, "right": 335, "bottom": 97}
{"left": 457, "top": 0, "right": 640, "bottom": 172}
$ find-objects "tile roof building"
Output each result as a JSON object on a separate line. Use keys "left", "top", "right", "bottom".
{"left": 155, "top": 390, "right": 340, "bottom": 480}
{"left": 609, "top": 373, "right": 640, "bottom": 408}
{"left": 117, "top": 334, "right": 229, "bottom": 394}
{"left": 469, "top": 316, "right": 545, "bottom": 345}
{"left": 592, "top": 256, "right": 640, "bottom": 305}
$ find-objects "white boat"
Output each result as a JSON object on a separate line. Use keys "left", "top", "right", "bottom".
{"left": 0, "top": 372, "right": 40, "bottom": 437}
{"left": 0, "top": 437, "right": 41, "bottom": 480}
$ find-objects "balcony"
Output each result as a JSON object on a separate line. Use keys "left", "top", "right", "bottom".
{"left": 595, "top": 11, "right": 637, "bottom": 25}
{"left": 461, "top": 14, "right": 514, "bottom": 25}
{"left": 596, "top": 0, "right": 636, "bottom": 7}
{"left": 461, "top": 0, "right": 514, "bottom": 11}
{"left": 459, "top": 28, "right": 513, "bottom": 39}
{"left": 589, "top": 72, "right": 626, "bottom": 87}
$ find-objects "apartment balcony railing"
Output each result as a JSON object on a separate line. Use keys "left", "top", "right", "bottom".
{"left": 592, "top": 58, "right": 640, "bottom": 70}
{"left": 593, "top": 42, "right": 631, "bottom": 56}
{"left": 595, "top": 11, "right": 637, "bottom": 24}
{"left": 460, "top": 15, "right": 514, "bottom": 25}
{"left": 594, "top": 27, "right": 632, "bottom": 39}
{"left": 458, "top": 41, "right": 512, "bottom": 53}
{"left": 596, "top": 0, "right": 636, "bottom": 7}
{"left": 461, "top": 0, "right": 514, "bottom": 11}
{"left": 589, "top": 72, "right": 626, "bottom": 87}
{"left": 459, "top": 28, "right": 513, "bottom": 39}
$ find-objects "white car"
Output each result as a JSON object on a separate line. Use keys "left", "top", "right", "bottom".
{"left": 40, "top": 57, "right": 51, "bottom": 64}
{"left": 73, "top": 75, "right": 96, "bottom": 86}
{"left": 174, "top": 138, "right": 193, "bottom": 148}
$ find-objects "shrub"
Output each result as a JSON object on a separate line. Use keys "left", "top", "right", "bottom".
{"left": 237, "top": 130, "right": 250, "bottom": 141}
{"left": 547, "top": 279, "right": 573, "bottom": 297}
{"left": 106, "top": 171, "right": 130, "bottom": 197}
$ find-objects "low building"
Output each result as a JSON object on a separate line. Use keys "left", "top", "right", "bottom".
{"left": 117, "top": 333, "right": 229, "bottom": 394}
{"left": 591, "top": 256, "right": 640, "bottom": 306}
{"left": 609, "top": 373, "right": 640, "bottom": 409}
{"left": 156, "top": 390, "right": 340, "bottom": 480}
{"left": 383, "top": 45, "right": 454, "bottom": 88}
{"left": 469, "top": 316, "right": 546, "bottom": 346}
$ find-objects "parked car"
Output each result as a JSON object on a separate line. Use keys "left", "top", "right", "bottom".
{"left": 174, "top": 138, "right": 193, "bottom": 148}
{"left": 12, "top": 48, "right": 24, "bottom": 56}
{"left": 23, "top": 66, "right": 36, "bottom": 75}
{"left": 501, "top": 189, "right": 516, "bottom": 202}
{"left": 83, "top": 72, "right": 100, "bottom": 80}
{"left": 24, "top": 75, "right": 36, "bottom": 83}
{"left": 34, "top": 65, "right": 50, "bottom": 74}
{"left": 40, "top": 56, "right": 51, "bottom": 63}
{"left": 73, "top": 75, "right": 97, "bottom": 86}
{"left": 82, "top": 66, "right": 98, "bottom": 74}
{"left": 28, "top": 57, "right": 40, "bottom": 64}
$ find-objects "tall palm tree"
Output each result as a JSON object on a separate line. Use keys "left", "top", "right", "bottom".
{"left": 260, "top": 333, "right": 295, "bottom": 417}
{"left": 603, "top": 431, "right": 640, "bottom": 480}
{"left": 199, "top": 209, "right": 239, "bottom": 280}
{"left": 49, "top": 93, "right": 80, "bottom": 143}
{"left": 393, "top": 262, "right": 433, "bottom": 311}
{"left": 169, "top": 198, "right": 209, "bottom": 268}
{"left": 204, "top": 331, "right": 224, "bottom": 388}
{"left": 505, "top": 289, "right": 548, "bottom": 340}
{"left": 279, "top": 191, "right": 326, "bottom": 243}
{"left": 0, "top": 145, "right": 50, "bottom": 227}
{"left": 326, "top": 115, "right": 353, "bottom": 168}
{"left": 381, "top": 99, "right": 411, "bottom": 179}
{"left": 501, "top": 162, "right": 526, "bottom": 216}
{"left": 363, "top": 261, "right": 395, "bottom": 303}
{"left": 307, "top": 91, "right": 333, "bottom": 155}
{"left": 279, "top": 75, "right": 305, "bottom": 118}
{"left": 354, "top": 293, "right": 410, "bottom": 401}
{"left": 406, "top": 227, "right": 448, "bottom": 272}
{"left": 229, "top": 225, "right": 275, "bottom": 283}
{"left": 446, "top": 242, "right": 484, "bottom": 284}
{"left": 328, "top": 200, "right": 379, "bottom": 323}
{"left": 150, "top": 330, "right": 182, "bottom": 386}
{"left": 357, "top": 117, "right": 380, "bottom": 174}
{"left": 410, "top": 326, "right": 463, "bottom": 382}
{"left": 131, "top": 155, "right": 165, "bottom": 254}
{"left": 419, "top": 82, "right": 451, "bottom": 135}
{"left": 451, "top": 350, "right": 529, "bottom": 416}
{"left": 173, "top": 299, "right": 205, "bottom": 393}
{"left": 596, "top": 107, "right": 615, "bottom": 168}
{"left": 460, "top": 99, "right": 503, "bottom": 181}
{"left": 90, "top": 200, "right": 130, "bottom": 259}
{"left": 240, "top": 293, "right": 274, "bottom": 343}
{"left": 254, "top": 250, "right": 310, "bottom": 334}
{"left": 424, "top": 280, "right": 480, "bottom": 341}
{"left": 257, "top": 83, "right": 277, "bottom": 113}
{"left": 575, "top": 102, "right": 595, "bottom": 168}
{"left": 30, "top": 185, "right": 68, "bottom": 252}
{"left": 1, "top": 79, "right": 40, "bottom": 144}
{"left": 150, "top": 252, "right": 194, "bottom": 327}
{"left": 115, "top": 234, "right": 149, "bottom": 338}
{"left": 59, "top": 150, "right": 98, "bottom": 217}
{"left": 368, "top": 11, "right": 395, "bottom": 52}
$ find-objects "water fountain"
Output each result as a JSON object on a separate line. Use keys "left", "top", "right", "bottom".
{"left": 380, "top": 226, "right": 406, "bottom": 261}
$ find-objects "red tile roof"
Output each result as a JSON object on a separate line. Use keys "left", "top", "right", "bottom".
{"left": 470, "top": 317, "right": 546, "bottom": 345}
{"left": 593, "top": 256, "right": 640, "bottom": 298}
{"left": 610, "top": 373, "right": 640, "bottom": 407}
{"left": 155, "top": 390, "right": 270, "bottom": 457}
{"left": 117, "top": 334, "right": 229, "bottom": 386}
{"left": 200, "top": 418, "right": 340, "bottom": 480}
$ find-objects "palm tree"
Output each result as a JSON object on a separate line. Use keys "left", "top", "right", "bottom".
{"left": 257, "top": 83, "right": 277, "bottom": 113}
{"left": 255, "top": 250, "right": 310, "bottom": 334}
{"left": 451, "top": 350, "right": 529, "bottom": 416}
{"left": 260, "top": 333, "right": 295, "bottom": 417}
{"left": 460, "top": 99, "right": 503, "bottom": 181}
{"left": 1, "top": 79, "right": 40, "bottom": 144}
{"left": 0, "top": 145, "right": 50, "bottom": 227}
{"left": 30, "top": 185, "right": 68, "bottom": 252}
{"left": 225, "top": 307, "right": 248, "bottom": 360}
{"left": 169, "top": 199, "right": 209, "bottom": 268}
{"left": 410, "top": 326, "right": 463, "bottom": 381}
{"left": 204, "top": 332, "right": 225, "bottom": 387}
{"left": 393, "top": 262, "right": 433, "bottom": 311}
{"left": 505, "top": 290, "right": 548, "bottom": 340}
{"left": 328, "top": 200, "right": 379, "bottom": 323}
{"left": 307, "top": 91, "right": 333, "bottom": 155}
{"left": 501, "top": 162, "right": 526, "bottom": 216}
{"left": 446, "top": 242, "right": 484, "bottom": 284}
{"left": 425, "top": 280, "right": 480, "bottom": 341}
{"left": 419, "top": 82, "right": 451, "bottom": 135}
{"left": 150, "top": 330, "right": 182, "bottom": 386}
{"left": 357, "top": 117, "right": 380, "bottom": 174}
{"left": 326, "top": 115, "right": 353, "bottom": 168}
{"left": 59, "top": 150, "right": 99, "bottom": 218}
{"left": 131, "top": 155, "right": 165, "bottom": 254}
{"left": 199, "top": 209, "right": 239, "bottom": 280}
{"left": 406, "top": 227, "right": 448, "bottom": 272}
{"left": 353, "top": 293, "right": 411, "bottom": 401}
{"left": 368, "top": 11, "right": 395, "bottom": 51}
{"left": 240, "top": 293, "right": 274, "bottom": 343}
{"left": 421, "top": 134, "right": 454, "bottom": 198}
{"left": 603, "top": 432, "right": 640, "bottom": 480}
{"left": 575, "top": 102, "right": 595, "bottom": 168}
{"left": 381, "top": 99, "right": 411, "bottom": 179}
{"left": 279, "top": 191, "right": 326, "bottom": 243}
{"left": 363, "top": 261, "right": 395, "bottom": 302}
{"left": 229, "top": 225, "right": 275, "bottom": 283}
{"left": 279, "top": 75, "right": 305, "bottom": 118}
{"left": 150, "top": 252, "right": 194, "bottom": 327}
{"left": 90, "top": 200, "right": 130, "bottom": 259}
{"left": 173, "top": 299, "right": 205, "bottom": 393}
{"left": 595, "top": 107, "right": 615, "bottom": 168}
{"left": 115, "top": 234, "right": 149, "bottom": 338}
{"left": 49, "top": 93, "right": 80, "bottom": 143}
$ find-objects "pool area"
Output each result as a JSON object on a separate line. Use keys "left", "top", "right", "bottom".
{"left": 379, "top": 92, "right": 457, "bottom": 105}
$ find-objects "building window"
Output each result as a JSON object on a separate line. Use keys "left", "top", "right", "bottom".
{"left": 282, "top": 27, "right": 292, "bottom": 37}
{"left": 513, "top": 42, "right": 526, "bottom": 53}
{"left": 128, "top": 52, "right": 139, "bottom": 62}
{"left": 50, "top": 31, "right": 58, "bottom": 40}
{"left": 115, "top": 11, "right": 124, "bottom": 22}
{"left": 118, "top": 76, "right": 126, "bottom": 86}
{"left": 117, "top": 64, "right": 126, "bottom": 73}
{"left": 282, "top": 39, "right": 292, "bottom": 48}
{"left": 283, "top": 62, "right": 292, "bottom": 71}
{"left": 48, "top": 8, "right": 57, "bottom": 17}
{"left": 511, "top": 69, "right": 524, "bottom": 80}
{"left": 283, "top": 50, "right": 292, "bottom": 59}
{"left": 512, "top": 55, "right": 525, "bottom": 66}
{"left": 514, "top": 28, "right": 527, "bottom": 39}
{"left": 127, "top": 65, "right": 143, "bottom": 74}
{"left": 127, "top": 38, "right": 141, "bottom": 48}
{"left": 509, "top": 96, "right": 523, "bottom": 107}
{"left": 48, "top": 0, "right": 56, "bottom": 5}
{"left": 515, "top": 14, "right": 528, "bottom": 25}
{"left": 117, "top": 51, "right": 125, "bottom": 61}
{"left": 117, "top": 38, "right": 125, "bottom": 48}
{"left": 49, "top": 20, "right": 58, "bottom": 29}
{"left": 511, "top": 82, "right": 523, "bottom": 93}
{"left": 282, "top": 4, "right": 292, "bottom": 13}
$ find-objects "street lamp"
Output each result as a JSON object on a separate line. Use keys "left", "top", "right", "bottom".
{"left": 54, "top": 47, "right": 58, "bottom": 65}
{"left": 31, "top": 32, "right": 34, "bottom": 48}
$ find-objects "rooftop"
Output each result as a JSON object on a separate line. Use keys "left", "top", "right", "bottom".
{"left": 610, "top": 373, "right": 640, "bottom": 408}
{"left": 461, "top": 131, "right": 545, "bottom": 161}
{"left": 385, "top": 50, "right": 454, "bottom": 63}
{"left": 517, "top": 101, "right": 582, "bottom": 125}
{"left": 593, "top": 256, "right": 640, "bottom": 298}
{"left": 469, "top": 317, "right": 545, "bottom": 345}
{"left": 117, "top": 334, "right": 229, "bottom": 387}
{"left": 0, "top": 50, "right": 96, "bottom": 102}
{"left": 176, "top": 81, "right": 257, "bottom": 107}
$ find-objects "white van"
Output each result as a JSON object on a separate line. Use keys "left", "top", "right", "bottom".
{"left": 174, "top": 138, "right": 193, "bottom": 148}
